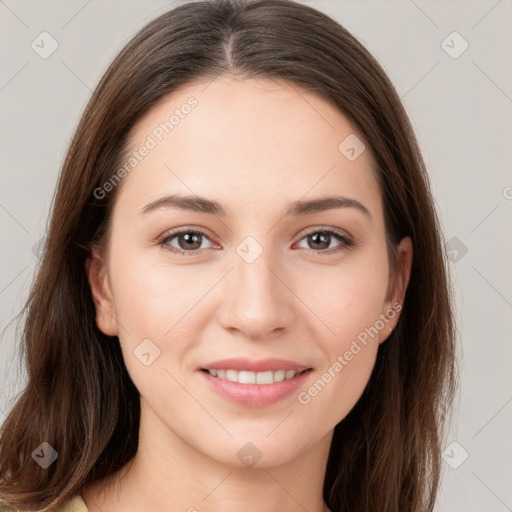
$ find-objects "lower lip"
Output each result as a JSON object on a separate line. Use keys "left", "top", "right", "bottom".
{"left": 198, "top": 369, "right": 313, "bottom": 407}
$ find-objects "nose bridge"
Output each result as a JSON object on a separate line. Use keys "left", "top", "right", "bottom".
{"left": 236, "top": 243, "right": 277, "bottom": 300}
{"left": 218, "top": 237, "right": 293, "bottom": 338}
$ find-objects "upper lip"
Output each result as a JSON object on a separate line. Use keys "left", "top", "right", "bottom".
{"left": 200, "top": 357, "right": 312, "bottom": 373}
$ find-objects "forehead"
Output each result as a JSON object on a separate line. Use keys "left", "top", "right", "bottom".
{"left": 116, "top": 76, "right": 382, "bottom": 223}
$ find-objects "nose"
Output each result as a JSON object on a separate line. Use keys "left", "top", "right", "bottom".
{"left": 217, "top": 247, "right": 296, "bottom": 341}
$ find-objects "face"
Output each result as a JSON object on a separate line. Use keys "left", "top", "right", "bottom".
{"left": 87, "top": 76, "right": 412, "bottom": 469}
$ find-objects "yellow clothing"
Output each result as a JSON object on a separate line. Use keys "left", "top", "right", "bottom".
{"left": 5, "top": 494, "right": 89, "bottom": 512}
{"left": 51, "top": 495, "right": 89, "bottom": 512}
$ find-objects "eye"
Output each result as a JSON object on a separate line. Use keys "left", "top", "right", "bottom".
{"left": 160, "top": 228, "right": 216, "bottom": 255}
{"left": 295, "top": 228, "right": 354, "bottom": 254}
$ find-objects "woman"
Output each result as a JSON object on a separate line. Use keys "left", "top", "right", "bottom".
{"left": 0, "top": 1, "right": 457, "bottom": 511}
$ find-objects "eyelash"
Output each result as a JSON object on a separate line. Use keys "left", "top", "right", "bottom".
{"left": 159, "top": 227, "right": 354, "bottom": 257}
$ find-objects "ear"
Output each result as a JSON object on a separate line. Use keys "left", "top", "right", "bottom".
{"left": 379, "top": 236, "right": 413, "bottom": 344}
{"left": 85, "top": 250, "right": 119, "bottom": 336}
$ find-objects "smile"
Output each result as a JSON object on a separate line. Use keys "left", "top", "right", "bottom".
{"left": 202, "top": 368, "right": 310, "bottom": 384}
{"left": 198, "top": 368, "right": 313, "bottom": 407}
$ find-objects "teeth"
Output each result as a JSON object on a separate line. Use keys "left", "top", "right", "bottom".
{"left": 206, "top": 368, "right": 301, "bottom": 384}
{"left": 225, "top": 369, "right": 238, "bottom": 382}
{"left": 285, "top": 370, "right": 296, "bottom": 379}
{"left": 273, "top": 369, "right": 285, "bottom": 382}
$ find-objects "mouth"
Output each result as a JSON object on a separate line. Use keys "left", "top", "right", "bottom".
{"left": 197, "top": 357, "right": 314, "bottom": 406}
{"left": 198, "top": 366, "right": 314, "bottom": 407}
{"left": 200, "top": 367, "right": 313, "bottom": 385}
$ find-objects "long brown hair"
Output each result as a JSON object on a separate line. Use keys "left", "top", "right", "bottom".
{"left": 0, "top": 1, "right": 458, "bottom": 510}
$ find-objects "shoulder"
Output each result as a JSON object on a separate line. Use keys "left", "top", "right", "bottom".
{"left": 1, "top": 495, "right": 89, "bottom": 512}
{"left": 49, "top": 495, "right": 90, "bottom": 512}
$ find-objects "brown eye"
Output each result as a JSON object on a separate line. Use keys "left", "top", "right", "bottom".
{"left": 161, "top": 229, "right": 214, "bottom": 254}
{"left": 296, "top": 229, "right": 353, "bottom": 254}
{"left": 176, "top": 232, "right": 203, "bottom": 251}
{"left": 307, "top": 232, "right": 331, "bottom": 250}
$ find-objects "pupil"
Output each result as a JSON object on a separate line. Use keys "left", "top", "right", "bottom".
{"left": 181, "top": 232, "right": 201, "bottom": 250}
{"left": 310, "top": 232, "right": 329, "bottom": 249}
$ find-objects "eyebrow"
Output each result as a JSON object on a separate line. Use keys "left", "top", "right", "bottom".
{"left": 140, "top": 194, "right": 371, "bottom": 219}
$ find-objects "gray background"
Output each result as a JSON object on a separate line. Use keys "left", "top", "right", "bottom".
{"left": 1, "top": 1, "right": 511, "bottom": 510}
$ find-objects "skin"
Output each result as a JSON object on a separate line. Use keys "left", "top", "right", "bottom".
{"left": 83, "top": 75, "right": 413, "bottom": 512}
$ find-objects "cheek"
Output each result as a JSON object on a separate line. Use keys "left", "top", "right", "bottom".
{"left": 298, "top": 340, "right": 378, "bottom": 426}
{"left": 294, "top": 253, "right": 389, "bottom": 343}
{"left": 107, "top": 255, "right": 204, "bottom": 402}
{"left": 295, "top": 272, "right": 384, "bottom": 404}
{"left": 292, "top": 256, "right": 386, "bottom": 414}
{"left": 109, "top": 250, "right": 200, "bottom": 334}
